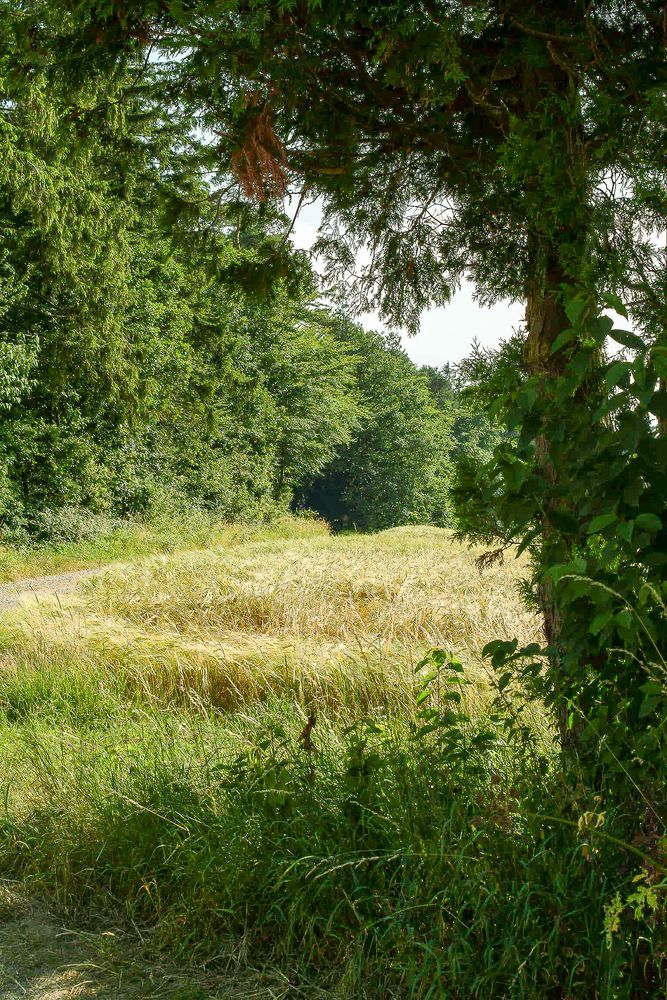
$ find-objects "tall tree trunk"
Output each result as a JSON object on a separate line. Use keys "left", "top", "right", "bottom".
{"left": 524, "top": 264, "right": 566, "bottom": 634}
{"left": 524, "top": 260, "right": 582, "bottom": 751}
{"left": 519, "top": 42, "right": 591, "bottom": 752}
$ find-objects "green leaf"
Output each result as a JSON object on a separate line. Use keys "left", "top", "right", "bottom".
{"left": 566, "top": 349, "right": 594, "bottom": 381}
{"left": 593, "top": 390, "right": 630, "bottom": 423}
{"left": 548, "top": 509, "right": 579, "bottom": 534}
{"left": 587, "top": 315, "right": 615, "bottom": 343}
{"left": 652, "top": 347, "right": 667, "bottom": 380}
{"left": 605, "top": 360, "right": 632, "bottom": 392}
{"left": 550, "top": 327, "right": 576, "bottom": 355}
{"left": 589, "top": 612, "right": 612, "bottom": 636}
{"left": 587, "top": 513, "right": 617, "bottom": 534}
{"left": 640, "top": 680, "right": 663, "bottom": 697}
{"left": 649, "top": 390, "right": 667, "bottom": 420}
{"left": 615, "top": 609, "right": 634, "bottom": 630}
{"left": 518, "top": 384, "right": 538, "bottom": 409}
{"left": 635, "top": 513, "right": 662, "bottom": 533}
{"left": 565, "top": 294, "right": 589, "bottom": 326}
{"left": 639, "top": 696, "right": 661, "bottom": 719}
{"left": 516, "top": 526, "right": 540, "bottom": 556}
{"left": 601, "top": 292, "right": 629, "bottom": 319}
{"left": 609, "top": 328, "right": 645, "bottom": 351}
{"left": 482, "top": 638, "right": 517, "bottom": 661}
{"left": 617, "top": 521, "right": 634, "bottom": 543}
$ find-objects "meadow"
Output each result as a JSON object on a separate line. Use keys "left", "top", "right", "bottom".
{"left": 0, "top": 520, "right": 662, "bottom": 998}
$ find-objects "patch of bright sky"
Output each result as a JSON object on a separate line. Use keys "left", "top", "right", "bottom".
{"left": 289, "top": 198, "right": 524, "bottom": 369}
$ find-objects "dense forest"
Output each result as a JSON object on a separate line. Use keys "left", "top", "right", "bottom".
{"left": 0, "top": 51, "right": 496, "bottom": 539}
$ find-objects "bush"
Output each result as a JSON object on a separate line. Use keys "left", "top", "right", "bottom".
{"left": 26, "top": 505, "right": 127, "bottom": 544}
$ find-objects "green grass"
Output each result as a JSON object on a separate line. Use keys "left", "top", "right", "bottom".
{"left": 0, "top": 525, "right": 664, "bottom": 997}
{"left": 0, "top": 701, "right": 660, "bottom": 998}
{"left": 0, "top": 511, "right": 326, "bottom": 583}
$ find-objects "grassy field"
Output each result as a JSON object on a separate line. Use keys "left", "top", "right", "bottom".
{"left": 0, "top": 513, "right": 320, "bottom": 583}
{"left": 0, "top": 521, "right": 662, "bottom": 998}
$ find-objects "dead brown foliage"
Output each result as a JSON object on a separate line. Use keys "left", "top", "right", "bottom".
{"left": 231, "top": 98, "right": 289, "bottom": 200}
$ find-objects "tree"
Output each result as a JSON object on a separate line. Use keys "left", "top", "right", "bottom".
{"left": 300, "top": 318, "right": 449, "bottom": 530}
{"left": 421, "top": 359, "right": 505, "bottom": 470}
{"left": 0, "top": 28, "right": 362, "bottom": 529}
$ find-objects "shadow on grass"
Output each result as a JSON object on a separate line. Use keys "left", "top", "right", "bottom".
{"left": 0, "top": 894, "right": 293, "bottom": 1000}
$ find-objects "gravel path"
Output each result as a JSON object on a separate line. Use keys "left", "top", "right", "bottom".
{"left": 0, "top": 569, "right": 99, "bottom": 613}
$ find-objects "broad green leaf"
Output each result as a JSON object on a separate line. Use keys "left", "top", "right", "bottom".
{"left": 635, "top": 513, "right": 662, "bottom": 533}
{"left": 609, "top": 328, "right": 645, "bottom": 351}
{"left": 617, "top": 521, "right": 634, "bottom": 543}
{"left": 589, "top": 612, "right": 611, "bottom": 636}
{"left": 615, "top": 609, "right": 634, "bottom": 630}
{"left": 550, "top": 327, "right": 577, "bottom": 355}
{"left": 649, "top": 390, "right": 667, "bottom": 420}
{"left": 565, "top": 294, "right": 589, "bottom": 326}
{"left": 604, "top": 360, "right": 632, "bottom": 392}
{"left": 639, "top": 696, "right": 661, "bottom": 719}
{"left": 587, "top": 513, "right": 617, "bottom": 534}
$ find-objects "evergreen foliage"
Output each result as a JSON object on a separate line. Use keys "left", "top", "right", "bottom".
{"left": 0, "top": 27, "right": 461, "bottom": 538}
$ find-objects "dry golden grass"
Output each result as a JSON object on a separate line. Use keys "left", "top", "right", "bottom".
{"left": 0, "top": 525, "right": 539, "bottom": 715}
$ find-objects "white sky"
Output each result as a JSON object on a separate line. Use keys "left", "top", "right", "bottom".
{"left": 289, "top": 198, "right": 524, "bottom": 368}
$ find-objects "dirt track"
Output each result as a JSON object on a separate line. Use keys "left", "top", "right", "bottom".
{"left": 0, "top": 570, "right": 99, "bottom": 613}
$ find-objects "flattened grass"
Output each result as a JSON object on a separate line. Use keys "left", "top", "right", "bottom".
{"left": 0, "top": 526, "right": 538, "bottom": 716}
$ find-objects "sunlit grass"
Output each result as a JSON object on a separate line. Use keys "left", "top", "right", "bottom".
{"left": 0, "top": 526, "right": 538, "bottom": 717}
{"left": 0, "top": 511, "right": 327, "bottom": 583}
{"left": 0, "top": 522, "right": 655, "bottom": 997}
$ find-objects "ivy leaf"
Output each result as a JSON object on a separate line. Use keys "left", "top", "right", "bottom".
{"left": 587, "top": 513, "right": 617, "bottom": 534}
{"left": 635, "top": 513, "right": 662, "bottom": 533}
{"left": 609, "top": 328, "right": 645, "bottom": 351}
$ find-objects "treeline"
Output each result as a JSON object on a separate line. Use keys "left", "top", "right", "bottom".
{"left": 0, "top": 77, "right": 494, "bottom": 539}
